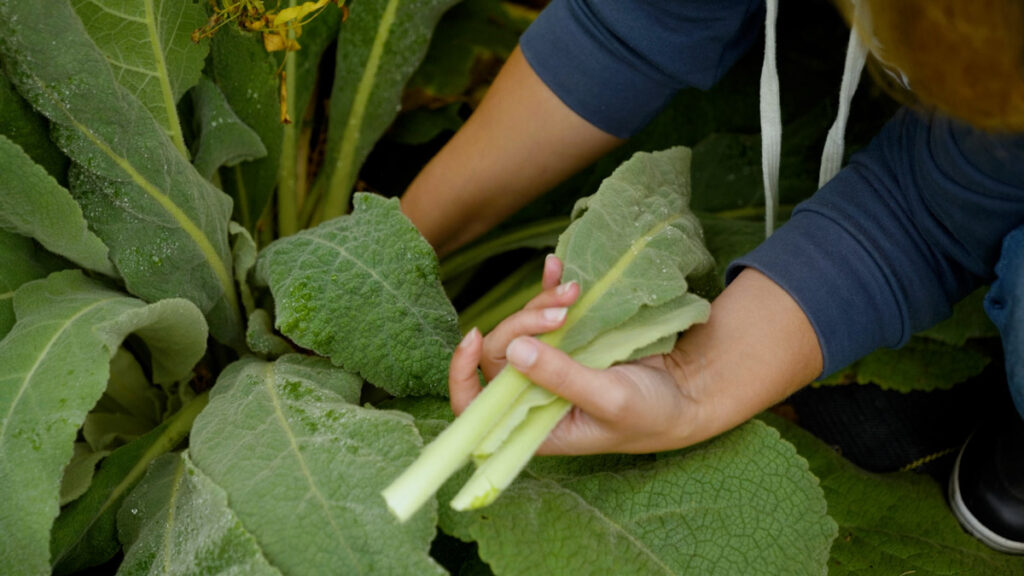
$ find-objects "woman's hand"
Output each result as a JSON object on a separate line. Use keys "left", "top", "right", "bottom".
{"left": 450, "top": 258, "right": 824, "bottom": 457}
{"left": 449, "top": 255, "right": 710, "bottom": 455}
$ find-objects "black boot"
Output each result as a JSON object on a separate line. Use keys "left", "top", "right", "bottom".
{"left": 949, "top": 405, "right": 1024, "bottom": 554}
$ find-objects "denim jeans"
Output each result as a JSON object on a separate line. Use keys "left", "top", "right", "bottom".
{"left": 986, "top": 225, "right": 1024, "bottom": 420}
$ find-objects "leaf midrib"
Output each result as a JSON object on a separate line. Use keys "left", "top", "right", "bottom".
{"left": 142, "top": 0, "right": 188, "bottom": 155}
{"left": 33, "top": 75, "right": 240, "bottom": 325}
{"left": 0, "top": 296, "right": 120, "bottom": 446}
{"left": 544, "top": 213, "right": 679, "bottom": 351}
{"left": 324, "top": 0, "right": 400, "bottom": 217}
{"left": 261, "top": 363, "right": 364, "bottom": 575}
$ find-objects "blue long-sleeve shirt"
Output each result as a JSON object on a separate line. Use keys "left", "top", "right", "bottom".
{"left": 521, "top": 0, "right": 1024, "bottom": 376}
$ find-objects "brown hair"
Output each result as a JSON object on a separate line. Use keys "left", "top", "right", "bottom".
{"left": 837, "top": 0, "right": 1024, "bottom": 131}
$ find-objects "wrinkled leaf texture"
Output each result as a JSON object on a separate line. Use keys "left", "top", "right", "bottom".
{"left": 258, "top": 193, "right": 460, "bottom": 396}
{"left": 767, "top": 414, "right": 1024, "bottom": 575}
{"left": 435, "top": 414, "right": 837, "bottom": 575}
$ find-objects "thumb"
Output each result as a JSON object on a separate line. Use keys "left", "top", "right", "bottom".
{"left": 505, "top": 336, "right": 625, "bottom": 421}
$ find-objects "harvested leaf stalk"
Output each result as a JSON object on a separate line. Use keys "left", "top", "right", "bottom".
{"left": 382, "top": 147, "right": 714, "bottom": 522}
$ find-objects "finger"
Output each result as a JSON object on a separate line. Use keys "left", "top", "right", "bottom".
{"left": 449, "top": 328, "right": 483, "bottom": 415}
{"left": 541, "top": 254, "right": 563, "bottom": 290}
{"left": 480, "top": 306, "right": 569, "bottom": 377}
{"left": 522, "top": 278, "right": 579, "bottom": 311}
{"left": 505, "top": 336, "right": 630, "bottom": 422}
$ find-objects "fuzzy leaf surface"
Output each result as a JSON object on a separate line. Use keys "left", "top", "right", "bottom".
{"left": 51, "top": 393, "right": 210, "bottom": 574}
{"left": 189, "top": 355, "right": 444, "bottom": 575}
{"left": 69, "top": 0, "right": 209, "bottom": 152}
{"left": 0, "top": 1, "right": 243, "bottom": 346}
{"left": 552, "top": 147, "right": 713, "bottom": 354}
{"left": 208, "top": 24, "right": 282, "bottom": 230}
{"left": 116, "top": 453, "right": 282, "bottom": 576}
{"left": 0, "top": 230, "right": 62, "bottom": 338}
{"left": 258, "top": 193, "right": 460, "bottom": 396}
{"left": 190, "top": 75, "right": 267, "bottom": 180}
{"left": 0, "top": 270, "right": 206, "bottom": 575}
{"left": 444, "top": 420, "right": 836, "bottom": 575}
{"left": 0, "top": 135, "right": 116, "bottom": 276}
{"left": 321, "top": 0, "right": 458, "bottom": 217}
{"left": 766, "top": 414, "right": 1024, "bottom": 575}
{"left": 0, "top": 68, "right": 68, "bottom": 181}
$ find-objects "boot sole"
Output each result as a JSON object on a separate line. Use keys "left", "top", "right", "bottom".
{"left": 949, "top": 443, "right": 1024, "bottom": 555}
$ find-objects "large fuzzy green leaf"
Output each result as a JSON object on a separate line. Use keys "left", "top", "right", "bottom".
{"left": 442, "top": 420, "right": 836, "bottom": 575}
{"left": 553, "top": 147, "right": 714, "bottom": 354}
{"left": 188, "top": 355, "right": 443, "bottom": 575}
{"left": 0, "top": 230, "right": 63, "bottom": 338}
{"left": 0, "top": 270, "right": 207, "bottom": 576}
{"left": 319, "top": 0, "right": 458, "bottom": 218}
{"left": 50, "top": 393, "right": 210, "bottom": 575}
{"left": 0, "top": 135, "right": 116, "bottom": 276}
{"left": 117, "top": 453, "right": 282, "bottom": 576}
{"left": 69, "top": 0, "right": 208, "bottom": 155}
{"left": 766, "top": 414, "right": 1024, "bottom": 575}
{"left": 257, "top": 193, "right": 460, "bottom": 396}
{"left": 0, "top": 68, "right": 68, "bottom": 181}
{"left": 0, "top": 1, "right": 243, "bottom": 346}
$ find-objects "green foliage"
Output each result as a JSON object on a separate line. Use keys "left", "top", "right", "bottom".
{"left": 448, "top": 420, "right": 836, "bottom": 576}
{"left": 117, "top": 453, "right": 283, "bottom": 576}
{"left": 187, "top": 355, "right": 444, "bottom": 575}
{"left": 0, "top": 0, "right": 242, "bottom": 347}
{"left": 0, "top": 0, "right": 1005, "bottom": 573}
{"left": 0, "top": 271, "right": 207, "bottom": 575}
{"left": 190, "top": 75, "right": 268, "bottom": 180}
{"left": 257, "top": 193, "right": 461, "bottom": 397}
{"left": 0, "top": 135, "right": 116, "bottom": 277}
{"left": 767, "top": 414, "right": 1024, "bottom": 575}
{"left": 319, "top": 0, "right": 459, "bottom": 219}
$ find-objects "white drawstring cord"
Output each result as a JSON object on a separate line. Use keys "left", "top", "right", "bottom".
{"left": 759, "top": 0, "right": 867, "bottom": 237}
{"left": 819, "top": 5, "right": 868, "bottom": 188}
{"left": 759, "top": 0, "right": 782, "bottom": 238}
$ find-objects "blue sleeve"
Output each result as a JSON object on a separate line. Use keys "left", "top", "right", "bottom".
{"left": 726, "top": 109, "right": 1024, "bottom": 377}
{"left": 519, "top": 0, "right": 763, "bottom": 138}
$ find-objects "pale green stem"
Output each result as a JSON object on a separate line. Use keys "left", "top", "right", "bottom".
{"left": 321, "top": 0, "right": 400, "bottom": 219}
{"left": 276, "top": 6, "right": 299, "bottom": 238}
{"left": 440, "top": 217, "right": 569, "bottom": 282}
{"left": 451, "top": 398, "right": 571, "bottom": 511}
{"left": 381, "top": 366, "right": 533, "bottom": 522}
{"left": 51, "top": 391, "right": 210, "bottom": 565}
{"left": 458, "top": 270, "right": 542, "bottom": 335}
{"left": 473, "top": 385, "right": 557, "bottom": 460}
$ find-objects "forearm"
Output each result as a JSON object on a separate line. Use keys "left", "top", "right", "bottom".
{"left": 400, "top": 46, "right": 623, "bottom": 256}
{"left": 666, "top": 267, "right": 823, "bottom": 445}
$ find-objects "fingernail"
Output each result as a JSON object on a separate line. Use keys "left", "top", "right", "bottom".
{"left": 543, "top": 307, "right": 568, "bottom": 322}
{"left": 556, "top": 281, "right": 576, "bottom": 296}
{"left": 459, "top": 327, "right": 479, "bottom": 349}
{"left": 507, "top": 337, "right": 538, "bottom": 369}
{"left": 545, "top": 253, "right": 558, "bottom": 266}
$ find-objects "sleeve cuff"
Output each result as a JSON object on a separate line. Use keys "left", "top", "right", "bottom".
{"left": 725, "top": 211, "right": 906, "bottom": 378}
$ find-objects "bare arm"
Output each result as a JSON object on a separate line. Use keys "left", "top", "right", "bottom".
{"left": 400, "top": 46, "right": 624, "bottom": 256}
{"left": 451, "top": 265, "right": 823, "bottom": 454}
